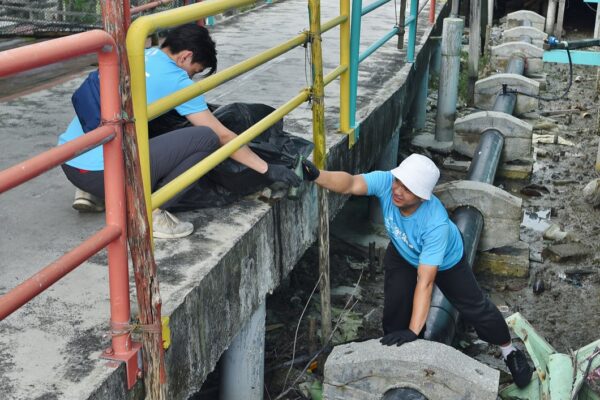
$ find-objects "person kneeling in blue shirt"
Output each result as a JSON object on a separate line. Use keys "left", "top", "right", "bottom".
{"left": 58, "top": 24, "right": 300, "bottom": 239}
{"left": 301, "top": 153, "right": 533, "bottom": 389}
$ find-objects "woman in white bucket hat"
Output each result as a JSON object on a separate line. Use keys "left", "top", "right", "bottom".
{"left": 301, "top": 153, "right": 532, "bottom": 389}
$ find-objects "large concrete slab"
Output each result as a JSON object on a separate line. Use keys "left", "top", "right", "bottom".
{"left": 434, "top": 180, "right": 523, "bottom": 251}
{"left": 506, "top": 10, "right": 546, "bottom": 31}
{"left": 491, "top": 42, "right": 544, "bottom": 75}
{"left": 323, "top": 339, "right": 499, "bottom": 400}
{"left": 454, "top": 110, "right": 533, "bottom": 162}
{"left": 503, "top": 26, "right": 547, "bottom": 47}
{"left": 474, "top": 73, "right": 540, "bottom": 116}
{"left": 0, "top": 1, "right": 449, "bottom": 399}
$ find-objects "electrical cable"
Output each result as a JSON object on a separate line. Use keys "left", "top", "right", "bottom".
{"left": 505, "top": 47, "right": 573, "bottom": 101}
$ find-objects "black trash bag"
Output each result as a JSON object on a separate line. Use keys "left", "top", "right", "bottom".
{"left": 148, "top": 103, "right": 313, "bottom": 210}
{"left": 210, "top": 103, "right": 313, "bottom": 195}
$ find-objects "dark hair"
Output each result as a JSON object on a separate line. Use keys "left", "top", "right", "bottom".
{"left": 161, "top": 24, "right": 217, "bottom": 76}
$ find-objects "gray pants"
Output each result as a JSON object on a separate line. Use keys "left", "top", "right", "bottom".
{"left": 62, "top": 126, "right": 220, "bottom": 209}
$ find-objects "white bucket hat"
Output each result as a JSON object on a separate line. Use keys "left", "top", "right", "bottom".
{"left": 390, "top": 154, "right": 440, "bottom": 200}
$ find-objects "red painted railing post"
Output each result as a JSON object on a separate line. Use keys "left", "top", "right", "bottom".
{"left": 429, "top": 0, "right": 436, "bottom": 23}
{"left": 97, "top": 46, "right": 133, "bottom": 361}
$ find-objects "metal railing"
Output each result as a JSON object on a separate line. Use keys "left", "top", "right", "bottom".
{"left": 347, "top": 0, "right": 435, "bottom": 141}
{"left": 125, "top": 0, "right": 352, "bottom": 219}
{"left": 127, "top": 0, "right": 437, "bottom": 219}
{"left": 0, "top": 30, "right": 142, "bottom": 389}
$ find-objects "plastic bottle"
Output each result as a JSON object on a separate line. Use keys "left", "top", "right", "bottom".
{"left": 287, "top": 155, "right": 304, "bottom": 200}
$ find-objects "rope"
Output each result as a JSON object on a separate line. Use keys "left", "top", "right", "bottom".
{"left": 110, "top": 320, "right": 162, "bottom": 336}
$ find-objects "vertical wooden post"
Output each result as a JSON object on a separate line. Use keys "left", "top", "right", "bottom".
{"left": 555, "top": 0, "right": 565, "bottom": 39}
{"left": 545, "top": 0, "right": 557, "bottom": 35}
{"left": 100, "top": 2, "right": 167, "bottom": 398}
{"left": 308, "top": 0, "right": 332, "bottom": 344}
{"left": 467, "top": 0, "right": 481, "bottom": 106}
{"left": 398, "top": 0, "right": 407, "bottom": 48}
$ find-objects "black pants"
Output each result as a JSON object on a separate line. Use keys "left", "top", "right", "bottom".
{"left": 382, "top": 242, "right": 511, "bottom": 345}
{"left": 62, "top": 126, "right": 220, "bottom": 210}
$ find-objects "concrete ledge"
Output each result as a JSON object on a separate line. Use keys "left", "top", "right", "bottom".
{"left": 506, "top": 10, "right": 545, "bottom": 31}
{"left": 454, "top": 111, "right": 533, "bottom": 161}
{"left": 491, "top": 43, "right": 544, "bottom": 74}
{"left": 474, "top": 73, "right": 540, "bottom": 115}
{"left": 323, "top": 339, "right": 499, "bottom": 400}
{"left": 434, "top": 181, "right": 522, "bottom": 251}
{"left": 503, "top": 26, "right": 547, "bottom": 47}
{"left": 475, "top": 241, "right": 530, "bottom": 277}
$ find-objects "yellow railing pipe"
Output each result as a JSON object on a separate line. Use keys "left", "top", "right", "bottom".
{"left": 324, "top": 65, "right": 348, "bottom": 87}
{"left": 339, "top": 0, "right": 352, "bottom": 145}
{"left": 126, "top": 0, "right": 255, "bottom": 220}
{"left": 148, "top": 31, "right": 309, "bottom": 119}
{"left": 151, "top": 89, "right": 311, "bottom": 209}
{"left": 322, "top": 15, "right": 347, "bottom": 34}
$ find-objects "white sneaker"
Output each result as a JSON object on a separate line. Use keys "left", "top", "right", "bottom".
{"left": 73, "top": 188, "right": 105, "bottom": 212}
{"left": 152, "top": 209, "right": 194, "bottom": 239}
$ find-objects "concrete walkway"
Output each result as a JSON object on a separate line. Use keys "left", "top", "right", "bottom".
{"left": 0, "top": 1, "right": 446, "bottom": 399}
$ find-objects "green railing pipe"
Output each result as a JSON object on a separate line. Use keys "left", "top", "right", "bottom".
{"left": 406, "top": 0, "right": 418, "bottom": 62}
{"left": 359, "top": 26, "right": 399, "bottom": 63}
{"left": 361, "top": 0, "right": 392, "bottom": 16}
{"left": 349, "top": 0, "right": 363, "bottom": 140}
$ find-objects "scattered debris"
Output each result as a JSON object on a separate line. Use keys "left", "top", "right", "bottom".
{"left": 540, "top": 108, "right": 585, "bottom": 116}
{"left": 532, "top": 133, "right": 575, "bottom": 146}
{"left": 542, "top": 243, "right": 593, "bottom": 262}
{"left": 520, "top": 183, "right": 550, "bottom": 197}
{"left": 533, "top": 275, "right": 545, "bottom": 295}
{"left": 583, "top": 178, "right": 600, "bottom": 206}
{"left": 331, "top": 285, "right": 362, "bottom": 300}
{"left": 543, "top": 224, "right": 572, "bottom": 241}
{"left": 564, "top": 267, "right": 597, "bottom": 277}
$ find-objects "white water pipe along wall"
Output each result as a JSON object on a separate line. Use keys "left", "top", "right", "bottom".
{"left": 434, "top": 17, "right": 464, "bottom": 143}
{"left": 220, "top": 301, "right": 266, "bottom": 400}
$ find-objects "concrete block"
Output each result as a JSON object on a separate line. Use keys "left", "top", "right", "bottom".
{"left": 503, "top": 26, "right": 547, "bottom": 47}
{"left": 454, "top": 111, "right": 533, "bottom": 161}
{"left": 526, "top": 72, "right": 548, "bottom": 90}
{"left": 434, "top": 180, "right": 522, "bottom": 251}
{"left": 506, "top": 10, "right": 546, "bottom": 31}
{"left": 498, "top": 161, "right": 534, "bottom": 180}
{"left": 491, "top": 42, "right": 544, "bottom": 74}
{"left": 474, "top": 74, "right": 540, "bottom": 115}
{"left": 542, "top": 243, "right": 594, "bottom": 262}
{"left": 323, "top": 339, "right": 499, "bottom": 400}
{"left": 475, "top": 241, "right": 530, "bottom": 277}
{"left": 443, "top": 158, "right": 470, "bottom": 172}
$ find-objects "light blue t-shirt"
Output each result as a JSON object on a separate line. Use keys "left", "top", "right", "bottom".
{"left": 362, "top": 171, "right": 463, "bottom": 270}
{"left": 58, "top": 48, "right": 209, "bottom": 171}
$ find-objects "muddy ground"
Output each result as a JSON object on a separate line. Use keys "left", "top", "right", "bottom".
{"left": 254, "top": 29, "right": 600, "bottom": 400}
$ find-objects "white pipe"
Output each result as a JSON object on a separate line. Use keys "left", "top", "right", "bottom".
{"left": 435, "top": 18, "right": 464, "bottom": 142}
{"left": 546, "top": 0, "right": 557, "bottom": 35}
{"left": 220, "top": 301, "right": 266, "bottom": 400}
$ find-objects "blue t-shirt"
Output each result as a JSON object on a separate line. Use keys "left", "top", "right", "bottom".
{"left": 362, "top": 171, "right": 463, "bottom": 270}
{"left": 58, "top": 48, "right": 209, "bottom": 171}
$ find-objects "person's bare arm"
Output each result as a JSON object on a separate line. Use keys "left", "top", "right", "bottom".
{"left": 186, "top": 110, "right": 268, "bottom": 173}
{"left": 408, "top": 264, "right": 438, "bottom": 335}
{"left": 314, "top": 170, "right": 368, "bottom": 195}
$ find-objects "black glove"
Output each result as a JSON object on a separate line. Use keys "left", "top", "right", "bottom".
{"left": 301, "top": 158, "right": 320, "bottom": 181}
{"left": 265, "top": 163, "right": 301, "bottom": 187}
{"left": 380, "top": 329, "right": 418, "bottom": 347}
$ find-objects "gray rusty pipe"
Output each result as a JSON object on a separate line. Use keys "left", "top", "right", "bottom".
{"left": 425, "top": 24, "right": 531, "bottom": 346}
